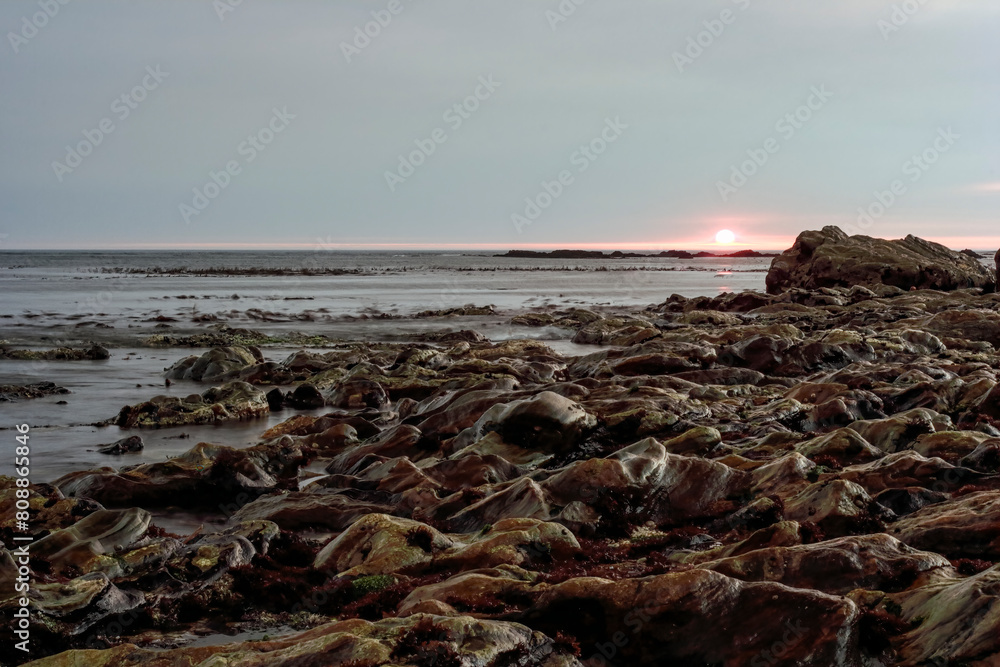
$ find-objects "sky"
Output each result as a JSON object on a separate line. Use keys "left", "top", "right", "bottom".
{"left": 0, "top": 0, "right": 998, "bottom": 251}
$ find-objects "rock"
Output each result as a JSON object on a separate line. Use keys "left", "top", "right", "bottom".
{"left": 676, "top": 519, "right": 801, "bottom": 565}
{"left": 315, "top": 514, "right": 579, "bottom": 578}
{"left": 794, "top": 428, "right": 883, "bottom": 466}
{"left": 890, "top": 490, "right": 1000, "bottom": 559}
{"left": 542, "top": 438, "right": 750, "bottom": 527}
{"left": 700, "top": 533, "right": 950, "bottom": 595}
{"left": 913, "top": 309, "right": 1000, "bottom": 349}
{"left": 1, "top": 572, "right": 144, "bottom": 642}
{"left": 109, "top": 381, "right": 269, "bottom": 428}
{"left": 838, "top": 451, "right": 981, "bottom": 495}
{"left": 97, "top": 435, "right": 144, "bottom": 455}
{"left": 437, "top": 477, "right": 552, "bottom": 533}
{"left": 874, "top": 487, "right": 947, "bottom": 516}
{"left": 571, "top": 317, "right": 659, "bottom": 346}
{"left": 0, "top": 344, "right": 109, "bottom": 361}
{"left": 164, "top": 346, "right": 261, "bottom": 381}
{"left": 961, "top": 439, "right": 1000, "bottom": 472}
{"left": 286, "top": 383, "right": 325, "bottom": 409}
{"left": 661, "top": 426, "right": 721, "bottom": 456}
{"left": 470, "top": 391, "right": 596, "bottom": 453}
{"left": 612, "top": 353, "right": 698, "bottom": 376}
{"left": 397, "top": 569, "right": 536, "bottom": 617}
{"left": 912, "top": 430, "right": 992, "bottom": 462}
{"left": 522, "top": 569, "right": 861, "bottom": 666}
{"left": 265, "top": 387, "right": 284, "bottom": 411}
{"left": 892, "top": 564, "right": 1000, "bottom": 665}
{"left": 314, "top": 514, "right": 457, "bottom": 576}
{"left": 326, "top": 378, "right": 389, "bottom": 410}
{"left": 766, "top": 226, "right": 994, "bottom": 293}
{"left": 19, "top": 613, "right": 581, "bottom": 667}
{"left": 325, "top": 424, "right": 424, "bottom": 475}
{"left": 54, "top": 440, "right": 310, "bottom": 509}
{"left": 783, "top": 479, "right": 884, "bottom": 536}
{"left": 30, "top": 508, "right": 151, "bottom": 575}
{"left": 847, "top": 408, "right": 952, "bottom": 453}
{"left": 0, "top": 381, "right": 70, "bottom": 401}
{"left": 232, "top": 490, "right": 396, "bottom": 530}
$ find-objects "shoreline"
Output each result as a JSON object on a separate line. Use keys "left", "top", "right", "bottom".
{"left": 3, "top": 279, "right": 1000, "bottom": 664}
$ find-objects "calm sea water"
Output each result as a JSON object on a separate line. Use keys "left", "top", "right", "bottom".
{"left": 0, "top": 250, "right": 771, "bottom": 342}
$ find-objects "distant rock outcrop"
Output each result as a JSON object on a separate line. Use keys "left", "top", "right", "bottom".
{"left": 766, "top": 226, "right": 995, "bottom": 294}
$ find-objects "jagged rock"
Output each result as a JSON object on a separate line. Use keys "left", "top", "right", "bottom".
{"left": 314, "top": 514, "right": 457, "bottom": 576}
{"left": 96, "top": 435, "right": 144, "bottom": 455}
{"left": 794, "top": 428, "right": 883, "bottom": 466}
{"left": 890, "top": 490, "right": 1000, "bottom": 559}
{"left": 109, "top": 381, "right": 269, "bottom": 427}
{"left": 571, "top": 317, "right": 659, "bottom": 346}
{"left": 783, "top": 479, "right": 884, "bottom": 536}
{"left": 54, "top": 440, "right": 310, "bottom": 508}
{"left": 315, "top": 514, "right": 579, "bottom": 577}
{"left": 912, "top": 430, "right": 993, "bottom": 462}
{"left": 699, "top": 533, "right": 950, "bottom": 595}
{"left": 30, "top": 508, "right": 151, "bottom": 575}
{"left": 0, "top": 381, "right": 70, "bottom": 401}
{"left": 0, "top": 344, "right": 109, "bottom": 361}
{"left": 660, "top": 426, "right": 721, "bottom": 456}
{"left": 672, "top": 520, "right": 802, "bottom": 565}
{"left": 892, "top": 565, "right": 1000, "bottom": 665}
{"left": 911, "top": 309, "right": 1000, "bottom": 349}
{"left": 837, "top": 450, "right": 984, "bottom": 495}
{"left": 766, "top": 226, "right": 995, "bottom": 294}
{"left": 2, "top": 572, "right": 144, "bottom": 639}
{"left": 847, "top": 408, "right": 952, "bottom": 453}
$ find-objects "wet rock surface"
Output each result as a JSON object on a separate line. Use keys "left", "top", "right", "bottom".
{"left": 0, "top": 382, "right": 69, "bottom": 402}
{"left": 8, "top": 278, "right": 1000, "bottom": 666}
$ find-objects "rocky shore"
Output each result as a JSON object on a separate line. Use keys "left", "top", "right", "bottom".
{"left": 3, "top": 228, "right": 1000, "bottom": 666}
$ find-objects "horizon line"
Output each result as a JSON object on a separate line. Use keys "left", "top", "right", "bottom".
{"left": 2, "top": 236, "right": 999, "bottom": 252}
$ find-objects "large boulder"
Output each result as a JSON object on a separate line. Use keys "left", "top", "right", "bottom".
{"left": 766, "top": 226, "right": 995, "bottom": 294}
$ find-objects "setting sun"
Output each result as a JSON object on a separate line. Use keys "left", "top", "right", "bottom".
{"left": 715, "top": 229, "right": 737, "bottom": 244}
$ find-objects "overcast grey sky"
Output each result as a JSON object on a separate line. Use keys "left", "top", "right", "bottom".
{"left": 1, "top": 0, "right": 997, "bottom": 249}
